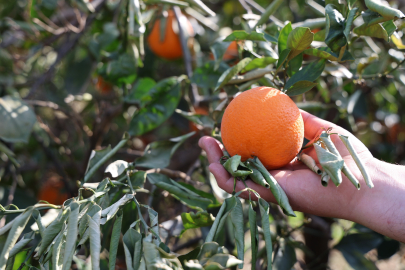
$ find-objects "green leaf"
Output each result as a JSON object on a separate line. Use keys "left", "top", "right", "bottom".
{"left": 224, "top": 30, "right": 266, "bottom": 42}
{"left": 248, "top": 204, "right": 258, "bottom": 270}
{"left": 124, "top": 78, "right": 156, "bottom": 105}
{"left": 230, "top": 198, "right": 244, "bottom": 268}
{"left": 52, "top": 226, "right": 66, "bottom": 270}
{"left": 222, "top": 155, "right": 252, "bottom": 179}
{"left": 287, "top": 27, "right": 314, "bottom": 60}
{"left": 210, "top": 40, "right": 233, "bottom": 70}
{"left": 85, "top": 146, "right": 111, "bottom": 175}
{"left": 148, "top": 208, "right": 160, "bottom": 245}
{"left": 135, "top": 132, "right": 195, "bottom": 169}
{"left": 242, "top": 57, "right": 277, "bottom": 72}
{"left": 303, "top": 47, "right": 338, "bottom": 61}
{"left": 286, "top": 53, "right": 303, "bottom": 77}
{"left": 191, "top": 61, "right": 229, "bottom": 89}
{"left": 62, "top": 202, "right": 80, "bottom": 270}
{"left": 181, "top": 211, "right": 214, "bottom": 234}
{"left": 258, "top": 199, "right": 273, "bottom": 270}
{"left": 105, "top": 160, "right": 128, "bottom": 178}
{"left": 286, "top": 81, "right": 318, "bottom": 96}
{"left": 0, "top": 96, "right": 36, "bottom": 143}
{"left": 353, "top": 23, "right": 389, "bottom": 41}
{"left": 84, "top": 134, "right": 129, "bottom": 183}
{"left": 325, "top": 4, "right": 347, "bottom": 53}
{"left": 344, "top": 8, "right": 359, "bottom": 40}
{"left": 245, "top": 161, "right": 269, "bottom": 189}
{"left": 197, "top": 242, "right": 220, "bottom": 264}
{"left": 147, "top": 173, "right": 212, "bottom": 210}
{"left": 262, "top": 32, "right": 278, "bottom": 43}
{"left": 9, "top": 232, "right": 35, "bottom": 257}
{"left": 362, "top": 9, "right": 387, "bottom": 25}
{"left": 143, "top": 241, "right": 182, "bottom": 269}
{"left": 130, "top": 171, "right": 147, "bottom": 188}
{"left": 205, "top": 197, "right": 239, "bottom": 243}
{"left": 273, "top": 240, "right": 297, "bottom": 270}
{"left": 88, "top": 211, "right": 101, "bottom": 270}
{"left": 100, "top": 194, "right": 134, "bottom": 224}
{"left": 109, "top": 211, "right": 123, "bottom": 270}
{"left": 285, "top": 59, "right": 326, "bottom": 90}
{"left": 0, "top": 208, "right": 33, "bottom": 270}
{"left": 105, "top": 54, "right": 137, "bottom": 82}
{"left": 276, "top": 49, "right": 291, "bottom": 71}
{"left": 248, "top": 157, "right": 295, "bottom": 217}
{"left": 313, "top": 29, "right": 326, "bottom": 41}
{"left": 31, "top": 210, "right": 45, "bottom": 237}
{"left": 214, "top": 58, "right": 252, "bottom": 91}
{"left": 128, "top": 76, "right": 184, "bottom": 136}
{"left": 36, "top": 209, "right": 69, "bottom": 258}
{"left": 254, "top": 0, "right": 284, "bottom": 27}
{"left": 278, "top": 22, "right": 292, "bottom": 56}
{"left": 382, "top": 20, "right": 397, "bottom": 40}
{"left": 123, "top": 228, "right": 142, "bottom": 270}
{"left": 314, "top": 144, "right": 344, "bottom": 186}
{"left": 365, "top": 0, "right": 405, "bottom": 19}
{"left": 204, "top": 254, "right": 243, "bottom": 269}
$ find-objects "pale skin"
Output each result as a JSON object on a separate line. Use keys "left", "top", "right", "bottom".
{"left": 199, "top": 110, "right": 405, "bottom": 243}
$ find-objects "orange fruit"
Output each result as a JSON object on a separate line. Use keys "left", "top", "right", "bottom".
{"left": 190, "top": 106, "right": 209, "bottom": 132}
{"left": 38, "top": 176, "right": 69, "bottom": 205}
{"left": 147, "top": 11, "right": 194, "bottom": 60}
{"left": 221, "top": 87, "right": 304, "bottom": 169}
{"left": 223, "top": 41, "right": 238, "bottom": 60}
{"left": 96, "top": 76, "right": 113, "bottom": 94}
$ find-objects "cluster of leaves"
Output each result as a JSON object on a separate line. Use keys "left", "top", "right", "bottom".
{"left": 1, "top": 0, "right": 405, "bottom": 269}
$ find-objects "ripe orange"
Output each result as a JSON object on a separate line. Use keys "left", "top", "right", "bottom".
{"left": 38, "top": 176, "right": 69, "bottom": 205}
{"left": 190, "top": 106, "right": 209, "bottom": 132}
{"left": 223, "top": 41, "right": 238, "bottom": 60}
{"left": 147, "top": 11, "right": 194, "bottom": 60}
{"left": 221, "top": 87, "right": 304, "bottom": 169}
{"left": 96, "top": 76, "right": 113, "bottom": 94}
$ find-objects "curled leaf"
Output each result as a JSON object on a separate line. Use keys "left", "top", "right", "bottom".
{"left": 339, "top": 135, "right": 374, "bottom": 188}
{"left": 365, "top": 0, "right": 405, "bottom": 19}
{"left": 321, "top": 170, "right": 330, "bottom": 187}
{"left": 222, "top": 155, "right": 252, "bottom": 179}
{"left": 245, "top": 160, "right": 270, "bottom": 189}
{"left": 313, "top": 144, "right": 344, "bottom": 186}
{"left": 319, "top": 133, "right": 360, "bottom": 189}
{"left": 299, "top": 153, "right": 322, "bottom": 175}
{"left": 248, "top": 157, "right": 295, "bottom": 217}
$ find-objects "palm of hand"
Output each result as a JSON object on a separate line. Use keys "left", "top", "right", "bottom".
{"left": 199, "top": 110, "right": 375, "bottom": 221}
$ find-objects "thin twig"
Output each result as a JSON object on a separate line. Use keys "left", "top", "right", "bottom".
{"left": 172, "top": 6, "right": 201, "bottom": 106}
{"left": 227, "top": 67, "right": 273, "bottom": 84}
{"left": 25, "top": 0, "right": 107, "bottom": 99}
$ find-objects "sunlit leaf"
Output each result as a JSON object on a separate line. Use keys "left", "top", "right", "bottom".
{"left": 287, "top": 27, "right": 314, "bottom": 60}
{"left": 128, "top": 76, "right": 184, "bottom": 136}
{"left": 0, "top": 96, "right": 36, "bottom": 144}
{"left": 242, "top": 57, "right": 277, "bottom": 72}
{"left": 223, "top": 30, "right": 266, "bottom": 42}
{"left": 285, "top": 59, "right": 326, "bottom": 90}
{"left": 214, "top": 58, "right": 252, "bottom": 91}
{"left": 325, "top": 4, "right": 347, "bottom": 53}
{"left": 181, "top": 211, "right": 214, "bottom": 234}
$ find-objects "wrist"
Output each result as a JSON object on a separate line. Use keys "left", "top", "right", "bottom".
{"left": 350, "top": 158, "right": 405, "bottom": 242}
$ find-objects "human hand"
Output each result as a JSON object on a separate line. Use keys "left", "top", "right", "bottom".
{"left": 199, "top": 110, "right": 405, "bottom": 242}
